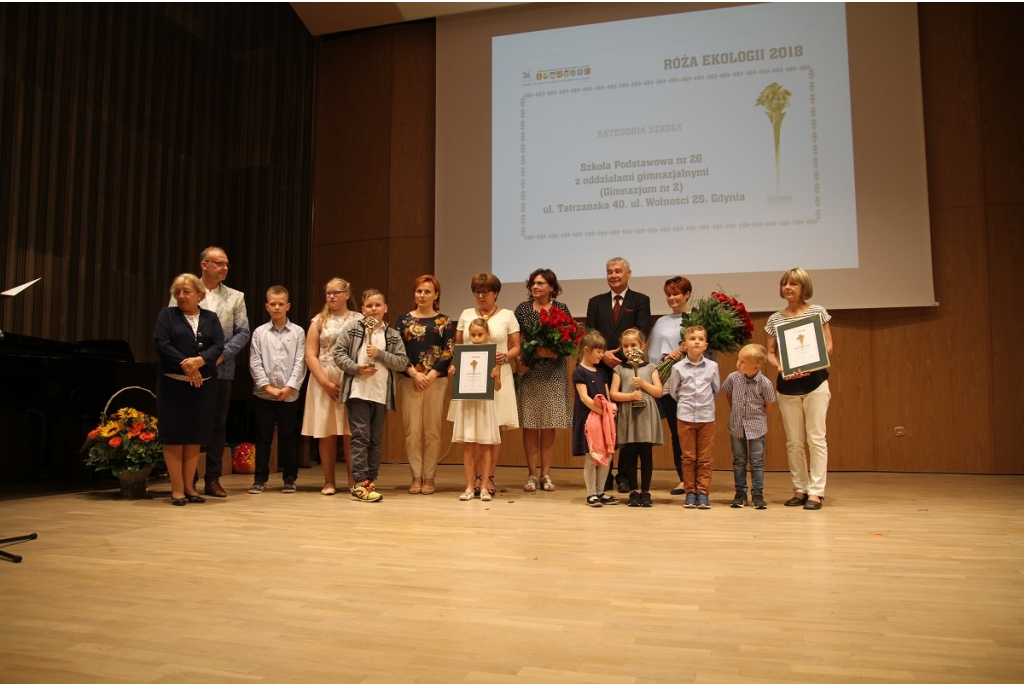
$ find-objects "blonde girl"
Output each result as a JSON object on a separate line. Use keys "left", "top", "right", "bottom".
{"left": 609, "top": 328, "right": 664, "bottom": 507}
{"left": 449, "top": 318, "right": 502, "bottom": 501}
{"left": 301, "top": 277, "right": 361, "bottom": 495}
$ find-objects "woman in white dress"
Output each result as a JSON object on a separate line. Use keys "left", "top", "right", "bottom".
{"left": 452, "top": 273, "right": 520, "bottom": 497}
{"left": 301, "top": 277, "right": 361, "bottom": 495}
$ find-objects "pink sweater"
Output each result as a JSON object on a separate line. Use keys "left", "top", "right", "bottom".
{"left": 584, "top": 394, "right": 618, "bottom": 465}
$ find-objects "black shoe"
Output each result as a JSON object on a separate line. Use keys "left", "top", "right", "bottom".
{"left": 752, "top": 493, "right": 767, "bottom": 509}
{"left": 639, "top": 492, "right": 653, "bottom": 508}
{"left": 598, "top": 493, "right": 619, "bottom": 506}
{"left": 784, "top": 493, "right": 808, "bottom": 507}
{"left": 803, "top": 496, "right": 824, "bottom": 510}
{"left": 615, "top": 474, "right": 630, "bottom": 493}
{"left": 628, "top": 491, "right": 641, "bottom": 507}
{"left": 185, "top": 494, "right": 206, "bottom": 503}
{"left": 604, "top": 474, "right": 615, "bottom": 492}
{"left": 170, "top": 497, "right": 187, "bottom": 506}
{"left": 730, "top": 492, "right": 746, "bottom": 508}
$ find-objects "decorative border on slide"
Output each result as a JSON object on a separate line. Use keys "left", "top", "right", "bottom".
{"left": 518, "top": 65, "right": 820, "bottom": 241}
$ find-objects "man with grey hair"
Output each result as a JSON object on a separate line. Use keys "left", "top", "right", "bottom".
{"left": 171, "top": 246, "right": 250, "bottom": 497}
{"left": 586, "top": 256, "right": 651, "bottom": 492}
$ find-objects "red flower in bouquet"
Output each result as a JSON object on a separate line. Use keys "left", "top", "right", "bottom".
{"left": 521, "top": 305, "right": 584, "bottom": 368}
{"left": 678, "top": 290, "right": 755, "bottom": 355}
{"left": 108, "top": 436, "right": 122, "bottom": 448}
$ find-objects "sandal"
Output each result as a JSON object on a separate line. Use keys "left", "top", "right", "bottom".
{"left": 321, "top": 486, "right": 336, "bottom": 496}
{"left": 409, "top": 479, "right": 422, "bottom": 495}
{"left": 524, "top": 475, "right": 538, "bottom": 492}
{"left": 473, "top": 475, "right": 482, "bottom": 499}
{"left": 421, "top": 480, "right": 435, "bottom": 495}
{"left": 541, "top": 475, "right": 556, "bottom": 491}
{"left": 481, "top": 489, "right": 493, "bottom": 502}
{"left": 487, "top": 475, "right": 496, "bottom": 497}
{"left": 459, "top": 489, "right": 474, "bottom": 501}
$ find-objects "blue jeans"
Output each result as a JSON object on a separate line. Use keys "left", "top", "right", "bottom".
{"left": 731, "top": 434, "right": 765, "bottom": 495}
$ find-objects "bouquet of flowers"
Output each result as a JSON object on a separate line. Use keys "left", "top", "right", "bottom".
{"left": 658, "top": 291, "right": 755, "bottom": 383}
{"left": 520, "top": 305, "right": 584, "bottom": 368}
{"left": 82, "top": 407, "right": 163, "bottom": 477}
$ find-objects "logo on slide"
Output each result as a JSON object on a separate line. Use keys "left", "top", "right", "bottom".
{"left": 526, "top": 65, "right": 591, "bottom": 86}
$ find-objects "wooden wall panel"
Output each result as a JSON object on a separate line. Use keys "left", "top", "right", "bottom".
{"left": 917, "top": 3, "right": 982, "bottom": 210}
{"left": 986, "top": 205, "right": 1024, "bottom": 474}
{"left": 976, "top": 4, "right": 1024, "bottom": 206}
{"left": 389, "top": 23, "right": 436, "bottom": 241}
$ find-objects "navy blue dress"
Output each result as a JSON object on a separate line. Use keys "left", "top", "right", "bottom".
{"left": 571, "top": 365, "right": 608, "bottom": 456}
{"left": 154, "top": 307, "right": 224, "bottom": 445}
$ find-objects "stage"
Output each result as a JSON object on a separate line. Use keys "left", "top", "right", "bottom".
{"left": 1, "top": 466, "right": 1022, "bottom": 683}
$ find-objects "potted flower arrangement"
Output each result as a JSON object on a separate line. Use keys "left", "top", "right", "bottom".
{"left": 658, "top": 291, "right": 755, "bottom": 382}
{"left": 519, "top": 305, "right": 585, "bottom": 369}
{"left": 82, "top": 400, "right": 163, "bottom": 499}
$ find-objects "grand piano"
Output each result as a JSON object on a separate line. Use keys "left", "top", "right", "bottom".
{"left": 0, "top": 331, "right": 157, "bottom": 481}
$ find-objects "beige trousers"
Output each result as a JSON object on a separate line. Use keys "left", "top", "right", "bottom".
{"left": 397, "top": 375, "right": 448, "bottom": 479}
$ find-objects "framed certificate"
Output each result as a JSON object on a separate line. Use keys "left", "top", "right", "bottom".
{"left": 450, "top": 344, "right": 496, "bottom": 401}
{"left": 776, "top": 314, "right": 831, "bottom": 377}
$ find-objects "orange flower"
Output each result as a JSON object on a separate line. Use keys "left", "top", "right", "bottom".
{"left": 87, "top": 429, "right": 100, "bottom": 440}
{"left": 108, "top": 436, "right": 122, "bottom": 448}
{"left": 139, "top": 432, "right": 155, "bottom": 442}
{"left": 128, "top": 421, "right": 145, "bottom": 437}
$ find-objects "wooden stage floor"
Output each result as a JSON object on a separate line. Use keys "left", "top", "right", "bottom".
{"left": 1, "top": 466, "right": 1023, "bottom": 683}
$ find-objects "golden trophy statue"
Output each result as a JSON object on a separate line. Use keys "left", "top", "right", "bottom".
{"left": 756, "top": 82, "right": 793, "bottom": 202}
{"left": 361, "top": 316, "right": 379, "bottom": 368}
{"left": 624, "top": 347, "right": 646, "bottom": 409}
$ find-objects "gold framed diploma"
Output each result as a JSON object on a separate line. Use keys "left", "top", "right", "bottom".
{"left": 451, "top": 344, "right": 496, "bottom": 401}
{"left": 776, "top": 314, "right": 830, "bottom": 377}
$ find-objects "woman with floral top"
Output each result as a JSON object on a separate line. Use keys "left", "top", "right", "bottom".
{"left": 396, "top": 275, "right": 456, "bottom": 495}
{"left": 302, "top": 277, "right": 361, "bottom": 495}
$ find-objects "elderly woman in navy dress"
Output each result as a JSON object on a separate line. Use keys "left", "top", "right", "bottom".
{"left": 154, "top": 273, "right": 224, "bottom": 506}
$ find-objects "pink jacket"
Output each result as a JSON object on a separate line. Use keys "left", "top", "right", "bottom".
{"left": 584, "top": 394, "right": 618, "bottom": 465}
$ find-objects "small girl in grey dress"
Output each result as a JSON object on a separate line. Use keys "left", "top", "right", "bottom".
{"left": 609, "top": 328, "right": 665, "bottom": 507}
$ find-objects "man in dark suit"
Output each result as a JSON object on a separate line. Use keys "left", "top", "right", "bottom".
{"left": 585, "top": 257, "right": 652, "bottom": 492}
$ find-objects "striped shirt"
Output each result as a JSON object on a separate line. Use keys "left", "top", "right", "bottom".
{"left": 721, "top": 371, "right": 776, "bottom": 439}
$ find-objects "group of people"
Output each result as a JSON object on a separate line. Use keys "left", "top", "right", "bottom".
{"left": 154, "top": 249, "right": 834, "bottom": 510}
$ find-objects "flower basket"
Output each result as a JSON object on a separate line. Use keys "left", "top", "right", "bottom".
{"left": 82, "top": 387, "right": 164, "bottom": 497}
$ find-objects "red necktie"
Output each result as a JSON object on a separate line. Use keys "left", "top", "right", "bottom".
{"left": 613, "top": 295, "right": 622, "bottom": 324}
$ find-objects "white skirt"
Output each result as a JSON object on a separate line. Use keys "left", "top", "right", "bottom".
{"left": 450, "top": 399, "right": 501, "bottom": 445}
{"left": 301, "top": 365, "right": 350, "bottom": 438}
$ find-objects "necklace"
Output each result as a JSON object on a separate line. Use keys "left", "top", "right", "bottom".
{"left": 477, "top": 305, "right": 497, "bottom": 320}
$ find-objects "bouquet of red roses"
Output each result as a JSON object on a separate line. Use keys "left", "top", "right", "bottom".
{"left": 681, "top": 291, "right": 755, "bottom": 354}
{"left": 658, "top": 290, "right": 754, "bottom": 382}
{"left": 520, "top": 305, "right": 584, "bottom": 368}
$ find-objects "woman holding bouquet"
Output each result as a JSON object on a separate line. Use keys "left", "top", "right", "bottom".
{"left": 649, "top": 275, "right": 692, "bottom": 495}
{"left": 514, "top": 268, "right": 575, "bottom": 492}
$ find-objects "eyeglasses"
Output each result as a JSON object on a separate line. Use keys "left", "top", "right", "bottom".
{"left": 325, "top": 290, "right": 348, "bottom": 297}
{"left": 474, "top": 290, "right": 494, "bottom": 296}
{"left": 665, "top": 276, "right": 684, "bottom": 285}
{"left": 204, "top": 260, "right": 230, "bottom": 268}
{"left": 530, "top": 281, "right": 549, "bottom": 287}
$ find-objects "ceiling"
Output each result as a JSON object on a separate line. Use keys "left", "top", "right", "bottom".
{"left": 290, "top": 2, "right": 528, "bottom": 36}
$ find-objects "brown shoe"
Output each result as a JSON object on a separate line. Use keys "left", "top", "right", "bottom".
{"left": 204, "top": 480, "right": 227, "bottom": 498}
